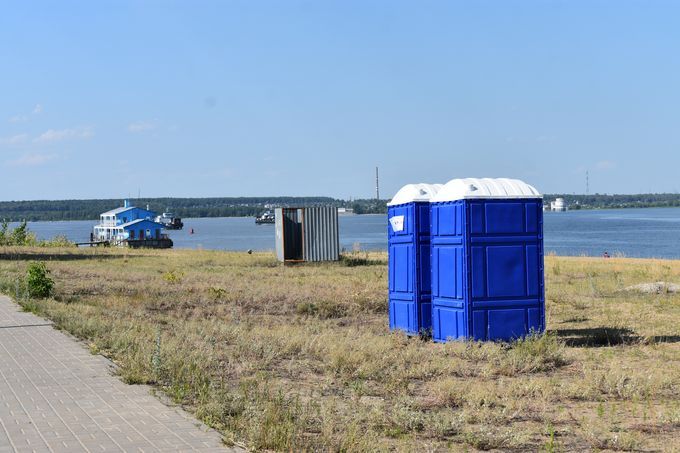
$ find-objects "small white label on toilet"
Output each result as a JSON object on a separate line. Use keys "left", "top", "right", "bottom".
{"left": 389, "top": 215, "right": 404, "bottom": 232}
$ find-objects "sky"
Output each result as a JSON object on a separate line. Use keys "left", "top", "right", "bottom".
{"left": 1, "top": 1, "right": 680, "bottom": 201}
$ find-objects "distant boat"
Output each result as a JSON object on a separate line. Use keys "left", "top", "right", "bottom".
{"left": 255, "top": 210, "right": 275, "bottom": 225}
{"left": 154, "top": 210, "right": 184, "bottom": 230}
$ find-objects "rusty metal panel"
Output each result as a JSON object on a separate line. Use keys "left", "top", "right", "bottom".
{"left": 302, "top": 206, "right": 339, "bottom": 262}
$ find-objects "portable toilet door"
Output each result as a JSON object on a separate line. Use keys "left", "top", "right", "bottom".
{"left": 387, "top": 183, "right": 443, "bottom": 335}
{"left": 430, "top": 178, "right": 545, "bottom": 342}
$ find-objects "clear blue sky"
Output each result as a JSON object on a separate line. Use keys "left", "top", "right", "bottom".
{"left": 1, "top": 1, "right": 679, "bottom": 201}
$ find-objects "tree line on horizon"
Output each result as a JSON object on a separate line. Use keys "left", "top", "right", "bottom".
{"left": 1, "top": 193, "right": 678, "bottom": 222}
{"left": 544, "top": 193, "right": 680, "bottom": 210}
{"left": 0, "top": 197, "right": 388, "bottom": 222}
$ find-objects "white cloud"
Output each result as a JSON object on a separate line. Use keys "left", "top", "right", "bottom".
{"left": 8, "top": 103, "right": 43, "bottom": 123}
{"left": 128, "top": 120, "right": 157, "bottom": 133}
{"left": 0, "top": 134, "right": 29, "bottom": 145}
{"left": 595, "top": 160, "right": 616, "bottom": 170}
{"left": 8, "top": 153, "right": 58, "bottom": 167}
{"left": 8, "top": 114, "right": 28, "bottom": 123}
{"left": 33, "top": 127, "right": 94, "bottom": 143}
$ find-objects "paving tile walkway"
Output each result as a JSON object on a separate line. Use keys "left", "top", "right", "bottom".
{"left": 0, "top": 295, "right": 237, "bottom": 453}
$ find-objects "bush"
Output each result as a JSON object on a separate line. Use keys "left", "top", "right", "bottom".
{"left": 26, "top": 262, "right": 54, "bottom": 298}
{"left": 39, "top": 234, "right": 75, "bottom": 247}
{"left": 0, "top": 220, "right": 37, "bottom": 246}
{"left": 498, "top": 332, "right": 567, "bottom": 375}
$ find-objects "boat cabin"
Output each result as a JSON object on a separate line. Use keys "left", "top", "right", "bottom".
{"left": 93, "top": 200, "right": 166, "bottom": 242}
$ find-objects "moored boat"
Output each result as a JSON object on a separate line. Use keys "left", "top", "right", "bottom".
{"left": 92, "top": 200, "right": 173, "bottom": 248}
{"left": 255, "top": 211, "right": 275, "bottom": 224}
{"left": 154, "top": 210, "right": 184, "bottom": 230}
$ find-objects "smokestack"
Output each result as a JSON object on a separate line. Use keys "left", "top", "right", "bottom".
{"left": 375, "top": 166, "right": 380, "bottom": 200}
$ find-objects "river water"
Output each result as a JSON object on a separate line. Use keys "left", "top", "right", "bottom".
{"left": 9, "top": 207, "right": 680, "bottom": 259}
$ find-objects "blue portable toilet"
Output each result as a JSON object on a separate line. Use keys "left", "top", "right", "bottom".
{"left": 387, "top": 183, "right": 443, "bottom": 335}
{"left": 430, "top": 178, "right": 544, "bottom": 342}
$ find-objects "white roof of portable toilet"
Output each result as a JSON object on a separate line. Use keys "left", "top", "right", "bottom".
{"left": 387, "top": 183, "right": 443, "bottom": 206}
{"left": 431, "top": 178, "right": 541, "bottom": 202}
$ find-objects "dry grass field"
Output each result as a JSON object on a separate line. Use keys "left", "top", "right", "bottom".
{"left": 1, "top": 247, "right": 679, "bottom": 451}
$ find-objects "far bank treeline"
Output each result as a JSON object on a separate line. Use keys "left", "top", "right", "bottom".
{"left": 3, "top": 193, "right": 680, "bottom": 222}
{"left": 545, "top": 193, "right": 680, "bottom": 210}
{"left": 0, "top": 197, "right": 388, "bottom": 222}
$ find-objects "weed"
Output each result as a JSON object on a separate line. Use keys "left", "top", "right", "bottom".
{"left": 208, "top": 286, "right": 227, "bottom": 301}
{"left": 462, "top": 427, "right": 516, "bottom": 450}
{"left": 661, "top": 404, "right": 680, "bottom": 427}
{"left": 151, "top": 327, "right": 163, "bottom": 382}
{"left": 552, "top": 261, "right": 561, "bottom": 276}
{"left": 26, "top": 261, "right": 54, "bottom": 298}
{"left": 544, "top": 422, "right": 558, "bottom": 453}
{"left": 497, "top": 333, "right": 568, "bottom": 375}
{"left": 295, "top": 300, "right": 347, "bottom": 319}
{"left": 341, "top": 253, "right": 371, "bottom": 266}
{"left": 162, "top": 270, "right": 183, "bottom": 283}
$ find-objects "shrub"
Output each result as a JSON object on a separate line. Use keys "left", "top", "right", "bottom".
{"left": 0, "top": 220, "right": 37, "bottom": 246}
{"left": 497, "top": 333, "right": 568, "bottom": 375}
{"left": 162, "top": 270, "right": 183, "bottom": 283}
{"left": 295, "top": 300, "right": 348, "bottom": 319}
{"left": 39, "top": 234, "right": 75, "bottom": 247}
{"left": 340, "top": 252, "right": 370, "bottom": 267}
{"left": 26, "top": 261, "right": 54, "bottom": 298}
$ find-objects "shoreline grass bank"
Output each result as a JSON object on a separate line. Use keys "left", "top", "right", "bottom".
{"left": 1, "top": 248, "right": 678, "bottom": 451}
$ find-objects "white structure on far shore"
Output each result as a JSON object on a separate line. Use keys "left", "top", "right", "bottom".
{"left": 337, "top": 207, "right": 355, "bottom": 215}
{"left": 549, "top": 197, "right": 568, "bottom": 212}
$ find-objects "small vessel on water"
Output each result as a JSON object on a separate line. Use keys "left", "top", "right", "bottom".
{"left": 154, "top": 210, "right": 184, "bottom": 230}
{"left": 255, "top": 210, "right": 275, "bottom": 224}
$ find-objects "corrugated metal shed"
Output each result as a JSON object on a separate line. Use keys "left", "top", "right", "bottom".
{"left": 302, "top": 207, "right": 339, "bottom": 262}
{"left": 275, "top": 207, "right": 339, "bottom": 262}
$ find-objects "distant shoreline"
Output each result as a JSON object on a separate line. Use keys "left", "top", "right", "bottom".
{"left": 7, "top": 212, "right": 387, "bottom": 224}
{"left": 0, "top": 196, "right": 387, "bottom": 222}
{"left": 2, "top": 194, "right": 680, "bottom": 222}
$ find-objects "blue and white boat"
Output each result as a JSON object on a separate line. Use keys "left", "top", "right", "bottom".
{"left": 92, "top": 200, "right": 172, "bottom": 248}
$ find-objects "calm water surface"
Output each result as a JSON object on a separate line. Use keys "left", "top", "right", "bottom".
{"left": 12, "top": 207, "right": 680, "bottom": 259}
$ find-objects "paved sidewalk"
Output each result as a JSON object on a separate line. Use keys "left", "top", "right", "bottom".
{"left": 0, "top": 295, "right": 235, "bottom": 452}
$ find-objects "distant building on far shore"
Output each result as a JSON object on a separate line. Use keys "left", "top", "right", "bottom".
{"left": 549, "top": 197, "right": 568, "bottom": 212}
{"left": 337, "top": 207, "right": 355, "bottom": 215}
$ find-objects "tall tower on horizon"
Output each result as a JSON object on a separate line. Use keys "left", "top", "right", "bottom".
{"left": 586, "top": 170, "right": 589, "bottom": 195}
{"left": 375, "top": 167, "right": 380, "bottom": 200}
